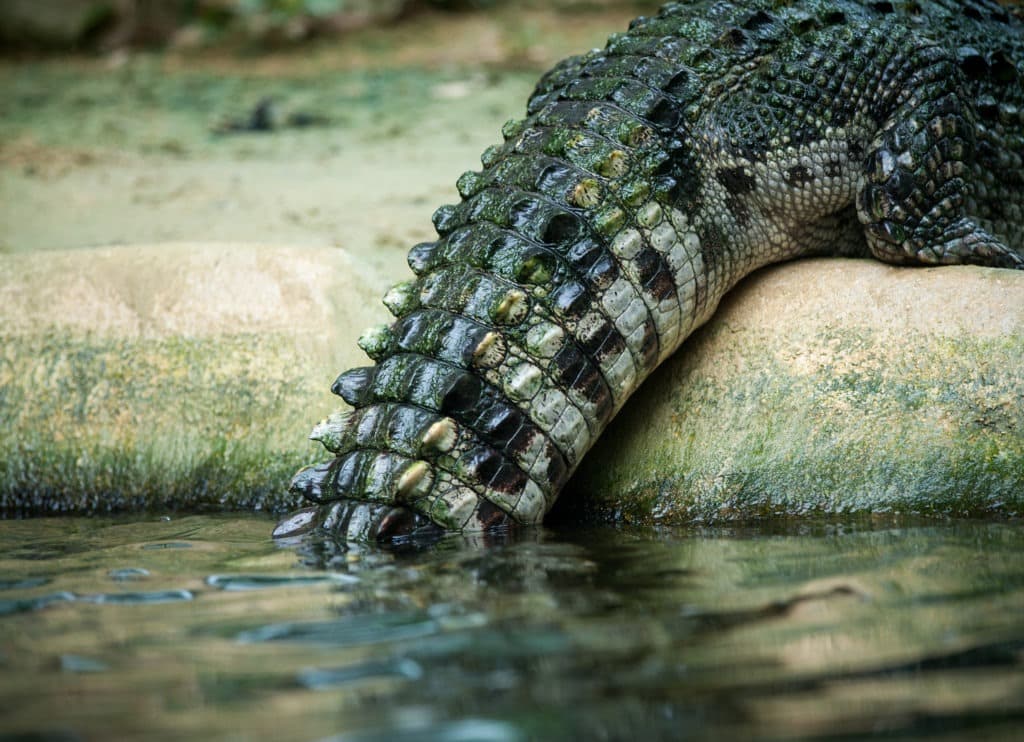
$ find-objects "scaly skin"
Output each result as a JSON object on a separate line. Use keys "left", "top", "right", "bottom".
{"left": 275, "top": 0, "right": 1024, "bottom": 543}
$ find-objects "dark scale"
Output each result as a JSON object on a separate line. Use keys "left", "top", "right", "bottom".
{"left": 275, "top": 0, "right": 1024, "bottom": 544}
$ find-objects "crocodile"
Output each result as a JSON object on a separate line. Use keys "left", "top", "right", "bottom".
{"left": 274, "top": 0, "right": 1024, "bottom": 543}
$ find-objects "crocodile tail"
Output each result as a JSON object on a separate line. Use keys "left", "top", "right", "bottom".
{"left": 285, "top": 12, "right": 712, "bottom": 541}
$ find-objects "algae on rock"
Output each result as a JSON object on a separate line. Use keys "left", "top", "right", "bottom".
{"left": 558, "top": 260, "right": 1024, "bottom": 525}
{"left": 3, "top": 250, "right": 1022, "bottom": 521}
{"left": 0, "top": 243, "right": 388, "bottom": 515}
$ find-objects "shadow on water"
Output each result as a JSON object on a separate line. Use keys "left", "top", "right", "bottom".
{"left": 0, "top": 514, "right": 1022, "bottom": 740}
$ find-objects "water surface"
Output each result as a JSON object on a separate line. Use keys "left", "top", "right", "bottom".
{"left": 1, "top": 515, "right": 1022, "bottom": 740}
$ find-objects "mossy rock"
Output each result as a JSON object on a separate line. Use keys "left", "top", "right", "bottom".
{"left": 558, "top": 260, "right": 1024, "bottom": 525}
{"left": 4, "top": 248, "right": 1022, "bottom": 522}
{"left": 0, "top": 243, "right": 390, "bottom": 515}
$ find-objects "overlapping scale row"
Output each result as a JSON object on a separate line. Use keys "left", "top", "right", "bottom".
{"left": 287, "top": 7, "right": 728, "bottom": 538}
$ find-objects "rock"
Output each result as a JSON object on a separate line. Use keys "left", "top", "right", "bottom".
{"left": 0, "top": 0, "right": 407, "bottom": 50}
{"left": 4, "top": 250, "right": 1022, "bottom": 522}
{"left": 557, "top": 260, "right": 1024, "bottom": 525}
{"left": 0, "top": 243, "right": 390, "bottom": 515}
{"left": 0, "top": 0, "right": 120, "bottom": 48}
{"left": 229, "top": 0, "right": 410, "bottom": 44}
{"left": 0, "top": 0, "right": 187, "bottom": 49}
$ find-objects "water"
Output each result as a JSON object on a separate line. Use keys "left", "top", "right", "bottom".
{"left": 1, "top": 515, "right": 1022, "bottom": 741}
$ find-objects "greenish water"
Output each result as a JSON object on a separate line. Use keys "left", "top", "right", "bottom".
{"left": 1, "top": 515, "right": 1022, "bottom": 741}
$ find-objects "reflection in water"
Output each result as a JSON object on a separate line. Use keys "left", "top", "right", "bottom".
{"left": 0, "top": 514, "right": 1022, "bottom": 740}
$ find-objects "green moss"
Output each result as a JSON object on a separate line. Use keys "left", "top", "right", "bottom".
{"left": 0, "top": 329, "right": 334, "bottom": 515}
{"left": 561, "top": 324, "right": 1024, "bottom": 526}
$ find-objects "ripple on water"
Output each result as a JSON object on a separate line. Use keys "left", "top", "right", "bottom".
{"left": 319, "top": 718, "right": 524, "bottom": 742}
{"left": 236, "top": 611, "right": 441, "bottom": 647}
{"left": 0, "top": 577, "right": 50, "bottom": 591}
{"left": 0, "top": 590, "right": 76, "bottom": 616}
{"left": 0, "top": 515, "right": 1021, "bottom": 741}
{"left": 60, "top": 654, "right": 110, "bottom": 673}
{"left": 0, "top": 589, "right": 195, "bottom": 614}
{"left": 297, "top": 658, "right": 424, "bottom": 690}
{"left": 205, "top": 573, "right": 359, "bottom": 591}
{"left": 75, "top": 589, "right": 194, "bottom": 605}
{"left": 140, "top": 542, "right": 193, "bottom": 550}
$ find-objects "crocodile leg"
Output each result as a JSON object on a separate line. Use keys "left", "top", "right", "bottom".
{"left": 857, "top": 38, "right": 1024, "bottom": 269}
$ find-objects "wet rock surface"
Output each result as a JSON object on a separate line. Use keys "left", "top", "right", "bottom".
{"left": 557, "top": 259, "right": 1024, "bottom": 525}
